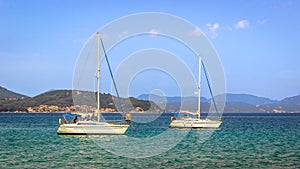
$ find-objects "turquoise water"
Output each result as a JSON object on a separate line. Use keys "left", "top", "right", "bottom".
{"left": 0, "top": 113, "right": 299, "bottom": 168}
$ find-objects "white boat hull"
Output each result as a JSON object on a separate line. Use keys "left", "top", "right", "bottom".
{"left": 57, "top": 121, "right": 129, "bottom": 135}
{"left": 169, "top": 118, "right": 222, "bottom": 129}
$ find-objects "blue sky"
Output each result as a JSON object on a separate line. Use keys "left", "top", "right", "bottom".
{"left": 0, "top": 0, "right": 300, "bottom": 100}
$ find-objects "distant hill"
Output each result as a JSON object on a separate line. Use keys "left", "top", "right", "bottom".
{"left": 28, "top": 90, "right": 73, "bottom": 107}
{"left": 137, "top": 93, "right": 276, "bottom": 105}
{"left": 0, "top": 89, "right": 162, "bottom": 112}
{"left": 137, "top": 94, "right": 208, "bottom": 103}
{"left": 257, "top": 95, "right": 300, "bottom": 113}
{"left": 0, "top": 86, "right": 29, "bottom": 99}
{"left": 1, "top": 86, "right": 300, "bottom": 113}
{"left": 138, "top": 93, "right": 300, "bottom": 113}
{"left": 279, "top": 95, "right": 300, "bottom": 105}
{"left": 223, "top": 93, "right": 277, "bottom": 105}
{"left": 0, "top": 90, "right": 74, "bottom": 112}
{"left": 137, "top": 94, "right": 209, "bottom": 112}
{"left": 137, "top": 93, "right": 277, "bottom": 105}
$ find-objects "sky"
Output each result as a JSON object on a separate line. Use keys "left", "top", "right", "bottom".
{"left": 0, "top": 0, "right": 300, "bottom": 100}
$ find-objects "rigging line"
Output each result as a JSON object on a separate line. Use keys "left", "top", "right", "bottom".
{"left": 201, "top": 60, "right": 221, "bottom": 119}
{"left": 100, "top": 38, "right": 125, "bottom": 114}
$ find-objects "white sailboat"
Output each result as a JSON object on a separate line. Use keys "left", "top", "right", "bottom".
{"left": 57, "top": 32, "right": 130, "bottom": 135}
{"left": 169, "top": 56, "right": 222, "bottom": 129}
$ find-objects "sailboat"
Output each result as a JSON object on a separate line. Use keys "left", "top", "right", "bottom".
{"left": 169, "top": 56, "right": 222, "bottom": 129}
{"left": 57, "top": 32, "right": 130, "bottom": 135}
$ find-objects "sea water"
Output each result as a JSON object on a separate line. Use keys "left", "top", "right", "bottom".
{"left": 0, "top": 113, "right": 299, "bottom": 168}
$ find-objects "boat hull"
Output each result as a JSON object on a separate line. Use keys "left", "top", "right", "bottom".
{"left": 169, "top": 119, "right": 222, "bottom": 129}
{"left": 57, "top": 121, "right": 129, "bottom": 135}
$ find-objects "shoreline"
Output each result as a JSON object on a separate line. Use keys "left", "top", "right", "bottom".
{"left": 0, "top": 111, "right": 299, "bottom": 114}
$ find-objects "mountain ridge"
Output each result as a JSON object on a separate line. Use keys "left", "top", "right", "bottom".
{"left": 0, "top": 88, "right": 162, "bottom": 112}
{"left": 0, "top": 86, "right": 29, "bottom": 99}
{"left": 1, "top": 86, "right": 300, "bottom": 113}
{"left": 137, "top": 93, "right": 300, "bottom": 113}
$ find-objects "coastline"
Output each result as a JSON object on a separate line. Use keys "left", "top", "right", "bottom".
{"left": 1, "top": 111, "right": 299, "bottom": 114}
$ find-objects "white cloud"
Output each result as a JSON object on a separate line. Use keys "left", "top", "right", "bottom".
{"left": 201, "top": 19, "right": 265, "bottom": 38}
{"left": 205, "top": 23, "right": 220, "bottom": 38}
{"left": 188, "top": 28, "right": 203, "bottom": 37}
{"left": 235, "top": 20, "right": 250, "bottom": 29}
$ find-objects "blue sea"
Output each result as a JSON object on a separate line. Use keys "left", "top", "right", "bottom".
{"left": 0, "top": 113, "right": 299, "bottom": 168}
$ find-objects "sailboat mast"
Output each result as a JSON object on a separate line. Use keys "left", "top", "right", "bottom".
{"left": 197, "top": 55, "right": 201, "bottom": 119}
{"left": 97, "top": 32, "right": 101, "bottom": 122}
